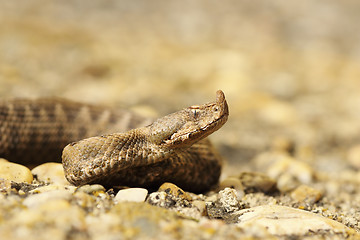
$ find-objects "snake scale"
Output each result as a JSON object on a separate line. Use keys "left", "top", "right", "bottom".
{"left": 0, "top": 90, "right": 228, "bottom": 192}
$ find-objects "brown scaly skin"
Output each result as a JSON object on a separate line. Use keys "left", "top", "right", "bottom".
{"left": 62, "top": 90, "right": 229, "bottom": 192}
{"left": 0, "top": 98, "right": 152, "bottom": 165}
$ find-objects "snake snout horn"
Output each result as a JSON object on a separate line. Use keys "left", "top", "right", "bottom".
{"left": 216, "top": 90, "right": 229, "bottom": 116}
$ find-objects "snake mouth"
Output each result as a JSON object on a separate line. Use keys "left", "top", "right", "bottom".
{"left": 163, "top": 111, "right": 228, "bottom": 147}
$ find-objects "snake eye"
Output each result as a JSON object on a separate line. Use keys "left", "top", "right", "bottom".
{"left": 193, "top": 109, "right": 198, "bottom": 118}
{"left": 214, "top": 106, "right": 219, "bottom": 112}
{"left": 190, "top": 105, "right": 200, "bottom": 118}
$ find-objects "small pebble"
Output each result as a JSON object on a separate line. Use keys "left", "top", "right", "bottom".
{"left": 206, "top": 188, "right": 240, "bottom": 222}
{"left": 217, "top": 188, "right": 239, "bottom": 212}
{"left": 192, "top": 200, "right": 207, "bottom": 216}
{"left": 158, "top": 182, "right": 192, "bottom": 201}
{"left": 290, "top": 184, "right": 323, "bottom": 204}
{"left": 276, "top": 173, "right": 301, "bottom": 192}
{"left": 115, "top": 188, "right": 148, "bottom": 203}
{"left": 31, "top": 162, "right": 69, "bottom": 185}
{"left": 0, "top": 158, "right": 33, "bottom": 183}
{"left": 238, "top": 172, "right": 277, "bottom": 193}
{"left": 219, "top": 177, "right": 243, "bottom": 190}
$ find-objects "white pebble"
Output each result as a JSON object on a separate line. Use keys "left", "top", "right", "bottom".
{"left": 237, "top": 205, "right": 353, "bottom": 235}
{"left": 115, "top": 188, "right": 148, "bottom": 203}
{"left": 31, "top": 162, "right": 69, "bottom": 185}
{"left": 0, "top": 158, "right": 33, "bottom": 183}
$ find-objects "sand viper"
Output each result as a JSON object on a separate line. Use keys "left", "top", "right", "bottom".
{"left": 0, "top": 90, "right": 228, "bottom": 192}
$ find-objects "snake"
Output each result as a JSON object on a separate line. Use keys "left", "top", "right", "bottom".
{"left": 0, "top": 90, "right": 228, "bottom": 192}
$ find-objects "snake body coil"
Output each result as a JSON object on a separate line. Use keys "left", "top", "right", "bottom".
{"left": 0, "top": 91, "right": 228, "bottom": 192}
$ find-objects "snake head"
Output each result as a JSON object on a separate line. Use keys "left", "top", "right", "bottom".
{"left": 148, "top": 90, "right": 229, "bottom": 148}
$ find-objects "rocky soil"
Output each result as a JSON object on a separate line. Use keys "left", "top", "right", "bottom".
{"left": 1, "top": 1, "right": 360, "bottom": 239}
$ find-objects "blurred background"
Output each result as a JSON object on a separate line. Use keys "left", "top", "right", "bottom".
{"left": 1, "top": 0, "right": 360, "bottom": 176}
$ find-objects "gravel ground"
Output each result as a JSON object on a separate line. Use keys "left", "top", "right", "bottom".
{"left": 1, "top": 1, "right": 360, "bottom": 239}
